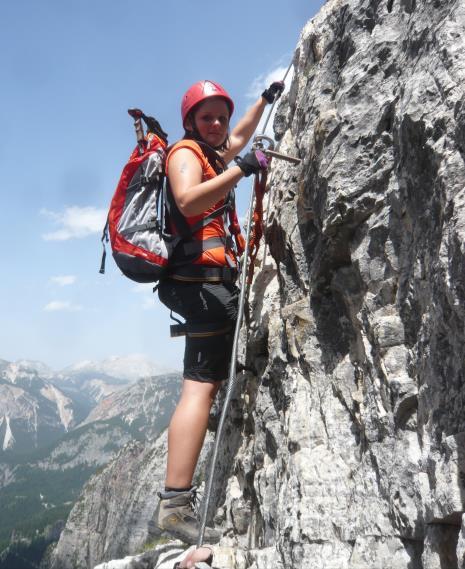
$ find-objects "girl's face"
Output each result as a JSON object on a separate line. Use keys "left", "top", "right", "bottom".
{"left": 190, "top": 97, "right": 230, "bottom": 148}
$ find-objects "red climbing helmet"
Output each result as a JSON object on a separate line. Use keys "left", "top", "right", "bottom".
{"left": 181, "top": 80, "right": 234, "bottom": 128}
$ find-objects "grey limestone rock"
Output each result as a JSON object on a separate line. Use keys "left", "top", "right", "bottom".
{"left": 215, "top": 0, "right": 465, "bottom": 567}
{"left": 49, "top": 436, "right": 168, "bottom": 569}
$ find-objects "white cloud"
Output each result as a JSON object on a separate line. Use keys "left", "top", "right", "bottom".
{"left": 131, "top": 283, "right": 158, "bottom": 310}
{"left": 132, "top": 283, "right": 155, "bottom": 294}
{"left": 142, "top": 296, "right": 157, "bottom": 310}
{"left": 247, "top": 63, "right": 294, "bottom": 138}
{"left": 50, "top": 275, "right": 77, "bottom": 286}
{"left": 43, "top": 301, "right": 82, "bottom": 312}
{"left": 247, "top": 65, "right": 291, "bottom": 100}
{"left": 41, "top": 206, "right": 106, "bottom": 241}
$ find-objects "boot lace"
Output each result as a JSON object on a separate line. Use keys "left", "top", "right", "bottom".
{"left": 189, "top": 486, "right": 202, "bottom": 518}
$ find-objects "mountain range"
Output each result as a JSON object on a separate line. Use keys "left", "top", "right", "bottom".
{"left": 0, "top": 355, "right": 181, "bottom": 565}
{"left": 0, "top": 355, "right": 176, "bottom": 456}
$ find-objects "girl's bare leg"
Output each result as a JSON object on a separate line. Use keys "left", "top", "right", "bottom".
{"left": 165, "top": 379, "right": 220, "bottom": 488}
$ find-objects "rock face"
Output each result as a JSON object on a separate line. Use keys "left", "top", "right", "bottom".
{"left": 213, "top": 0, "right": 465, "bottom": 567}
{"left": 49, "top": 438, "right": 167, "bottom": 569}
{"left": 45, "top": 1, "right": 465, "bottom": 567}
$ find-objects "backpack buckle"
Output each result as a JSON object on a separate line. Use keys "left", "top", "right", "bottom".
{"left": 170, "top": 324, "right": 186, "bottom": 337}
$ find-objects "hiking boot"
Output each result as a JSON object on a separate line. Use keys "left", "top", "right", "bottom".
{"left": 156, "top": 487, "right": 221, "bottom": 545}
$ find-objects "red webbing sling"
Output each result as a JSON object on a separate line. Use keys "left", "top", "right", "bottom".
{"left": 247, "top": 170, "right": 268, "bottom": 284}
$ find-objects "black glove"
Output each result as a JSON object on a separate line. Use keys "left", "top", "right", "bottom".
{"left": 235, "top": 150, "right": 270, "bottom": 177}
{"left": 261, "top": 80, "right": 285, "bottom": 104}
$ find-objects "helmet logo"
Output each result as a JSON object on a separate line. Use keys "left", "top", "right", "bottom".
{"left": 203, "top": 81, "right": 219, "bottom": 95}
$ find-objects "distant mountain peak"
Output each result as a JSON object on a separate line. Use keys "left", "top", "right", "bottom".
{"left": 61, "top": 354, "right": 175, "bottom": 383}
{"left": 2, "top": 360, "right": 54, "bottom": 384}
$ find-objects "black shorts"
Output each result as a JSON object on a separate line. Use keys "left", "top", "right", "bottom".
{"left": 158, "top": 280, "right": 239, "bottom": 382}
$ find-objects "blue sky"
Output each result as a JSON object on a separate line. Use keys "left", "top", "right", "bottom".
{"left": 1, "top": 0, "right": 324, "bottom": 371}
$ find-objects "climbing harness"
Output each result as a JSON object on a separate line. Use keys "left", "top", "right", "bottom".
{"left": 197, "top": 62, "right": 301, "bottom": 549}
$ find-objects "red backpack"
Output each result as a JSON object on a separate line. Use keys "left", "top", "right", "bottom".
{"left": 99, "top": 110, "right": 175, "bottom": 283}
{"left": 99, "top": 109, "right": 245, "bottom": 284}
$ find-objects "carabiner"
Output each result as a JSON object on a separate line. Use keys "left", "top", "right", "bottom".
{"left": 253, "top": 134, "right": 301, "bottom": 165}
{"left": 252, "top": 134, "right": 275, "bottom": 152}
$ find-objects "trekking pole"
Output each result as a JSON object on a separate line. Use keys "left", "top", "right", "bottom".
{"left": 197, "top": 61, "right": 299, "bottom": 549}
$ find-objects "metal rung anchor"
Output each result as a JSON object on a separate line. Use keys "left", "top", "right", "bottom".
{"left": 264, "top": 148, "right": 301, "bottom": 164}
{"left": 252, "top": 134, "right": 301, "bottom": 165}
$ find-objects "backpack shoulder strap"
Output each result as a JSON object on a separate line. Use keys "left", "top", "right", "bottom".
{"left": 194, "top": 140, "right": 227, "bottom": 175}
{"left": 165, "top": 140, "right": 210, "bottom": 176}
{"left": 163, "top": 180, "right": 192, "bottom": 239}
{"left": 165, "top": 139, "right": 226, "bottom": 177}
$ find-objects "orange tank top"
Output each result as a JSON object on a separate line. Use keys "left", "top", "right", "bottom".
{"left": 166, "top": 139, "right": 234, "bottom": 267}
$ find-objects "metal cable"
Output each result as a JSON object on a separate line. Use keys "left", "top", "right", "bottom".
{"left": 197, "top": 61, "right": 294, "bottom": 547}
{"left": 261, "top": 60, "right": 295, "bottom": 269}
{"left": 260, "top": 60, "right": 294, "bottom": 136}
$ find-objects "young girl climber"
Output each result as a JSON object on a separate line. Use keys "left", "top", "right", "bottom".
{"left": 155, "top": 78, "right": 284, "bottom": 544}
